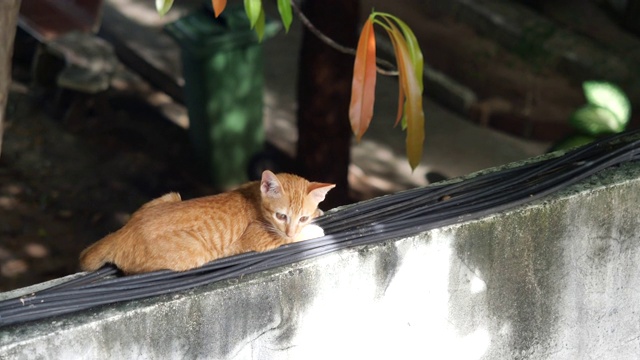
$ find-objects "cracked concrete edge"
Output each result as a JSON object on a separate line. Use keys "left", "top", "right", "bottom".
{"left": 0, "top": 273, "right": 85, "bottom": 301}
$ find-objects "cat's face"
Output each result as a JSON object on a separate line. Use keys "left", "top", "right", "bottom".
{"left": 260, "top": 171, "right": 334, "bottom": 240}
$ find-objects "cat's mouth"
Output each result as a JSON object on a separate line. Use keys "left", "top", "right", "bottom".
{"left": 266, "top": 224, "right": 295, "bottom": 240}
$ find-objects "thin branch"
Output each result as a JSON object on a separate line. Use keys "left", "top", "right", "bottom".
{"left": 290, "top": 0, "right": 399, "bottom": 76}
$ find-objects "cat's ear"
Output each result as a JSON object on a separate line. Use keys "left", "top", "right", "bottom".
{"left": 307, "top": 183, "right": 336, "bottom": 203}
{"left": 261, "top": 170, "right": 283, "bottom": 198}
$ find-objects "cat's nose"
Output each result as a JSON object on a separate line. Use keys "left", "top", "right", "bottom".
{"left": 285, "top": 225, "right": 296, "bottom": 238}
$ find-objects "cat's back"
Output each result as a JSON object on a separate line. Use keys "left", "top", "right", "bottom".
{"left": 130, "top": 183, "right": 261, "bottom": 229}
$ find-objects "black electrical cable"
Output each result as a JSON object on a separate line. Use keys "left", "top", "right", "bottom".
{"left": 0, "top": 130, "right": 638, "bottom": 328}
{"left": 2, "top": 144, "right": 636, "bottom": 320}
{"left": 0, "top": 145, "right": 632, "bottom": 320}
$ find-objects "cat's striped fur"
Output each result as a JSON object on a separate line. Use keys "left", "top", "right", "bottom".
{"left": 79, "top": 171, "right": 334, "bottom": 274}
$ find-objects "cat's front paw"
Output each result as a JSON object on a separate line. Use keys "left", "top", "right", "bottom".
{"left": 295, "top": 224, "right": 325, "bottom": 242}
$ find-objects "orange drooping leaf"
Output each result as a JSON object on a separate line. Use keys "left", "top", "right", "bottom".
{"left": 382, "top": 23, "right": 406, "bottom": 129}
{"left": 349, "top": 17, "right": 377, "bottom": 142}
{"left": 384, "top": 14, "right": 424, "bottom": 92}
{"left": 382, "top": 19, "right": 425, "bottom": 170}
{"left": 394, "top": 84, "right": 405, "bottom": 128}
{"left": 212, "top": 0, "right": 227, "bottom": 17}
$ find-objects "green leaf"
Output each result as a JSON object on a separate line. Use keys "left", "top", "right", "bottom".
{"left": 570, "top": 104, "right": 622, "bottom": 135}
{"left": 255, "top": 6, "right": 266, "bottom": 41}
{"left": 401, "top": 113, "right": 408, "bottom": 130}
{"left": 277, "top": 0, "right": 293, "bottom": 33}
{"left": 155, "top": 0, "right": 174, "bottom": 16}
{"left": 582, "top": 81, "right": 630, "bottom": 130}
{"left": 244, "top": 0, "right": 263, "bottom": 29}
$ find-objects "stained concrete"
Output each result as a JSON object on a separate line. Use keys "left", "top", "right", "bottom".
{"left": 1, "top": 159, "right": 639, "bottom": 359}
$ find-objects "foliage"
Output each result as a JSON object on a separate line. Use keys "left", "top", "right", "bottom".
{"left": 554, "top": 81, "right": 631, "bottom": 151}
{"left": 158, "top": 0, "right": 427, "bottom": 170}
{"left": 212, "top": 0, "right": 227, "bottom": 17}
{"left": 155, "top": 0, "right": 174, "bottom": 16}
{"left": 571, "top": 81, "right": 630, "bottom": 135}
{"left": 351, "top": 12, "right": 425, "bottom": 170}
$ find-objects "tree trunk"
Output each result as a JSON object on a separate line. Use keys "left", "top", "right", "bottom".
{"left": 0, "top": 0, "right": 21, "bottom": 158}
{"left": 296, "top": 0, "right": 359, "bottom": 209}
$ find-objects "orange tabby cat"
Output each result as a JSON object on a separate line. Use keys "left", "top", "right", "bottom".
{"left": 79, "top": 170, "right": 335, "bottom": 274}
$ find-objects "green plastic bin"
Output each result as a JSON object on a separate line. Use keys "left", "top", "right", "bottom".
{"left": 165, "top": 6, "right": 279, "bottom": 188}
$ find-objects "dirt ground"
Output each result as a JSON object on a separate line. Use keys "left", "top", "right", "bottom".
{"left": 0, "top": 55, "right": 219, "bottom": 291}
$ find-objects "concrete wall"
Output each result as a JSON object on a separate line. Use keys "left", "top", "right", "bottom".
{"left": 1, "top": 160, "right": 640, "bottom": 359}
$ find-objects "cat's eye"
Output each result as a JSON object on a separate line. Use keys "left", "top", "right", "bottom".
{"left": 275, "top": 213, "right": 287, "bottom": 221}
{"left": 299, "top": 216, "right": 309, "bottom": 223}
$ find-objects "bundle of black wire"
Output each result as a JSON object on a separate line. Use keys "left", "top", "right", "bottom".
{"left": 1, "top": 129, "right": 639, "bottom": 328}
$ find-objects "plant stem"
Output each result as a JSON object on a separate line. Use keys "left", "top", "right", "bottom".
{"left": 290, "top": 0, "right": 399, "bottom": 76}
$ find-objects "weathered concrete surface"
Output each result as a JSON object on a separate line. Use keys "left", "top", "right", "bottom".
{"left": 1, "top": 160, "right": 640, "bottom": 359}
